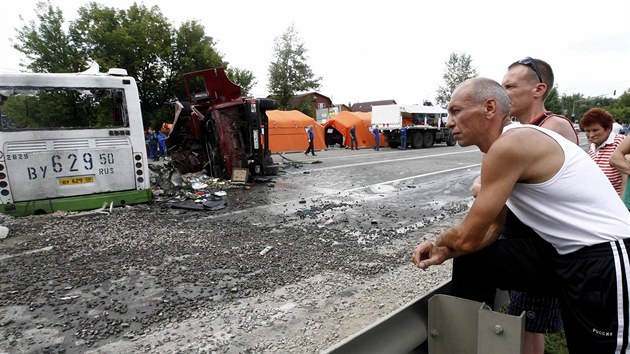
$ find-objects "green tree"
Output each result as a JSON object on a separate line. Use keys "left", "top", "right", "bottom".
{"left": 227, "top": 67, "right": 257, "bottom": 97}
{"left": 70, "top": 2, "right": 174, "bottom": 126}
{"left": 545, "top": 86, "right": 563, "bottom": 115}
{"left": 611, "top": 89, "right": 630, "bottom": 123}
{"left": 169, "top": 20, "right": 227, "bottom": 100}
{"left": 435, "top": 53, "right": 478, "bottom": 105}
{"left": 267, "top": 25, "right": 321, "bottom": 109}
{"left": 13, "top": 2, "right": 230, "bottom": 129}
{"left": 13, "top": 1, "right": 86, "bottom": 72}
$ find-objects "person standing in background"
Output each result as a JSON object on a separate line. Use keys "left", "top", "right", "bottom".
{"left": 157, "top": 130, "right": 167, "bottom": 159}
{"left": 304, "top": 125, "right": 316, "bottom": 156}
{"left": 148, "top": 127, "right": 159, "bottom": 162}
{"left": 400, "top": 126, "right": 407, "bottom": 150}
{"left": 349, "top": 125, "right": 358, "bottom": 150}
{"left": 372, "top": 126, "right": 380, "bottom": 151}
{"left": 581, "top": 107, "right": 625, "bottom": 195}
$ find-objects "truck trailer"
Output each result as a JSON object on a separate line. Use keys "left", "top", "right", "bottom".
{"left": 371, "top": 104, "right": 456, "bottom": 149}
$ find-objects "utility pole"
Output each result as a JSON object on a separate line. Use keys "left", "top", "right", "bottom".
{"left": 572, "top": 99, "right": 584, "bottom": 120}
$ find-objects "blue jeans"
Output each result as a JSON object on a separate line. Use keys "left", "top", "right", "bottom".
{"left": 401, "top": 135, "right": 406, "bottom": 150}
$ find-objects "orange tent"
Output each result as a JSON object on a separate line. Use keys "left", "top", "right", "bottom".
{"left": 266, "top": 110, "right": 326, "bottom": 153}
{"left": 323, "top": 111, "right": 387, "bottom": 149}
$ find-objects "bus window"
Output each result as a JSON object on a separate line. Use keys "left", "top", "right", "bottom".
{"left": 0, "top": 87, "right": 129, "bottom": 130}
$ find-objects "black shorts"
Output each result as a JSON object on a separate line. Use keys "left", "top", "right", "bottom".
{"left": 451, "top": 237, "right": 630, "bottom": 353}
{"left": 507, "top": 290, "right": 563, "bottom": 333}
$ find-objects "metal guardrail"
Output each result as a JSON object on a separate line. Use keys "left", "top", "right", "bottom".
{"left": 321, "top": 281, "right": 452, "bottom": 354}
{"left": 321, "top": 282, "right": 515, "bottom": 354}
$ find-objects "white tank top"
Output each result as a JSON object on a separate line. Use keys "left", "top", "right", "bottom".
{"left": 503, "top": 124, "right": 630, "bottom": 254}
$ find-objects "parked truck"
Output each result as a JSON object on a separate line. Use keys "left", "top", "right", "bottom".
{"left": 167, "top": 68, "right": 279, "bottom": 180}
{"left": 371, "top": 104, "right": 456, "bottom": 149}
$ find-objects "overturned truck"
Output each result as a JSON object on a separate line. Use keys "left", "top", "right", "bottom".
{"left": 168, "top": 68, "right": 279, "bottom": 180}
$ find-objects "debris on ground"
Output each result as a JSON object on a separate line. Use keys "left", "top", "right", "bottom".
{"left": 63, "top": 202, "right": 114, "bottom": 218}
{"left": 277, "top": 153, "right": 323, "bottom": 167}
{"left": 147, "top": 160, "right": 276, "bottom": 212}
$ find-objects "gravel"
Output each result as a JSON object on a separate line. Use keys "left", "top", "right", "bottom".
{"left": 0, "top": 180, "right": 465, "bottom": 353}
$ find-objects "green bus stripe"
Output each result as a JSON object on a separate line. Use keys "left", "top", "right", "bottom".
{"left": 0, "top": 189, "right": 152, "bottom": 217}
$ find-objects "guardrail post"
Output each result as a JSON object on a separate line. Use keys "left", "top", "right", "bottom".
{"left": 428, "top": 294, "right": 524, "bottom": 354}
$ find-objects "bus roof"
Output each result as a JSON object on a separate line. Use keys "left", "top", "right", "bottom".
{"left": 0, "top": 70, "right": 134, "bottom": 89}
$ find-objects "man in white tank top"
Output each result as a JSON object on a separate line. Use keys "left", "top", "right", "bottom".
{"left": 411, "top": 77, "right": 630, "bottom": 354}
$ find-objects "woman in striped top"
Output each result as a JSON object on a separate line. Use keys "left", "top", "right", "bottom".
{"left": 580, "top": 107, "right": 625, "bottom": 194}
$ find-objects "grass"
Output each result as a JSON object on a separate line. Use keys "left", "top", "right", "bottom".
{"left": 498, "top": 301, "right": 569, "bottom": 354}
{"left": 544, "top": 332, "right": 568, "bottom": 354}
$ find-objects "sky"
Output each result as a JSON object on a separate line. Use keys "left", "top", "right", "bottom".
{"left": 1, "top": 0, "right": 629, "bottom": 106}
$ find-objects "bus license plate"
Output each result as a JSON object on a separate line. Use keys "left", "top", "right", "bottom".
{"left": 58, "top": 176, "right": 95, "bottom": 186}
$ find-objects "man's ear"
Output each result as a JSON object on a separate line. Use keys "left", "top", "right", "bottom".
{"left": 533, "top": 83, "right": 548, "bottom": 99}
{"left": 484, "top": 99, "right": 498, "bottom": 120}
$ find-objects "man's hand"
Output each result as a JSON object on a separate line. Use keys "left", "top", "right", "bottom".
{"left": 411, "top": 242, "right": 448, "bottom": 270}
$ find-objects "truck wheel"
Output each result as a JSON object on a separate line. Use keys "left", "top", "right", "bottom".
{"left": 411, "top": 132, "right": 423, "bottom": 148}
{"left": 446, "top": 134, "right": 457, "bottom": 146}
{"left": 422, "top": 132, "right": 434, "bottom": 148}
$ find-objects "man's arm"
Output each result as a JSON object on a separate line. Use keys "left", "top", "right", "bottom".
{"left": 610, "top": 135, "right": 630, "bottom": 174}
{"left": 437, "top": 140, "right": 523, "bottom": 252}
{"left": 411, "top": 133, "right": 530, "bottom": 269}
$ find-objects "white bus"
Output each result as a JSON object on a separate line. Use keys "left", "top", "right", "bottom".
{"left": 0, "top": 68, "right": 152, "bottom": 216}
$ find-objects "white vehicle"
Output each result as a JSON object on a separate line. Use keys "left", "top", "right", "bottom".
{"left": 371, "top": 104, "right": 456, "bottom": 148}
{"left": 0, "top": 68, "right": 152, "bottom": 216}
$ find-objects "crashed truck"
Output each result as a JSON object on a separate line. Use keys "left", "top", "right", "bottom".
{"left": 167, "top": 68, "right": 279, "bottom": 180}
{"left": 371, "top": 104, "right": 457, "bottom": 149}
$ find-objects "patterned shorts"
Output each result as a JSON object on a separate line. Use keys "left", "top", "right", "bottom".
{"left": 508, "top": 290, "right": 563, "bottom": 333}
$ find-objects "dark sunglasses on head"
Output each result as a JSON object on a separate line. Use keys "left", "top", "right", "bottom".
{"left": 518, "top": 57, "right": 543, "bottom": 83}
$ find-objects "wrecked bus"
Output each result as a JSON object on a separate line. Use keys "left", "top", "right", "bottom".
{"left": 0, "top": 68, "right": 152, "bottom": 216}
{"left": 168, "top": 68, "right": 279, "bottom": 180}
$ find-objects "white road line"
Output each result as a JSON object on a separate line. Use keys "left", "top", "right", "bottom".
{"left": 342, "top": 163, "right": 481, "bottom": 193}
{"left": 203, "top": 163, "right": 481, "bottom": 220}
{"left": 305, "top": 149, "right": 480, "bottom": 172}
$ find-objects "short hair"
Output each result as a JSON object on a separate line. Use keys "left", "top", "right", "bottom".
{"left": 580, "top": 108, "right": 613, "bottom": 131}
{"left": 464, "top": 77, "right": 511, "bottom": 117}
{"left": 508, "top": 57, "right": 554, "bottom": 100}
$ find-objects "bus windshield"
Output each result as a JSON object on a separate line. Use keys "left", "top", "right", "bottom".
{"left": 0, "top": 86, "right": 129, "bottom": 130}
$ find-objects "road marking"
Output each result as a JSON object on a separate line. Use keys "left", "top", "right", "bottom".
{"left": 202, "top": 163, "right": 481, "bottom": 220}
{"left": 342, "top": 163, "right": 481, "bottom": 193}
{"left": 304, "top": 149, "right": 480, "bottom": 172}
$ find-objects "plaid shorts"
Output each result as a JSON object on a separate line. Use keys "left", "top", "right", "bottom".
{"left": 508, "top": 290, "right": 563, "bottom": 333}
